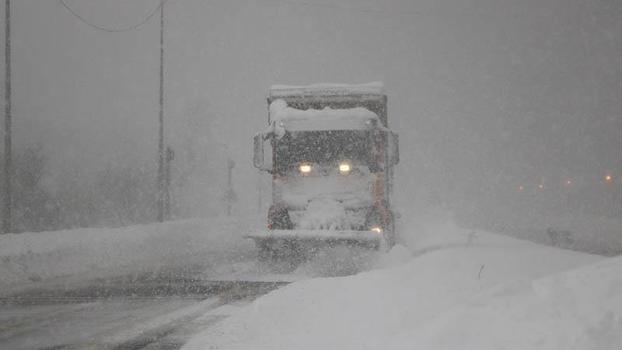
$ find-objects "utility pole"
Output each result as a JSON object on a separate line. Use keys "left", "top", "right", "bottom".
{"left": 225, "top": 158, "right": 236, "bottom": 216}
{"left": 157, "top": 2, "right": 165, "bottom": 222}
{"left": 256, "top": 173, "right": 262, "bottom": 214}
{"left": 3, "top": 0, "right": 11, "bottom": 234}
{"left": 164, "top": 146, "right": 174, "bottom": 219}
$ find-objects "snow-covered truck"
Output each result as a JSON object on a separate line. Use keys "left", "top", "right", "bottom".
{"left": 250, "top": 82, "right": 399, "bottom": 260}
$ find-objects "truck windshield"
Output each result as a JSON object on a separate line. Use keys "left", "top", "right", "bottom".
{"left": 274, "top": 130, "right": 371, "bottom": 172}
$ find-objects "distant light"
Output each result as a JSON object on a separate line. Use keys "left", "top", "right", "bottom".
{"left": 338, "top": 162, "right": 351, "bottom": 174}
{"left": 518, "top": 185, "right": 524, "bottom": 192}
{"left": 564, "top": 179, "right": 573, "bottom": 187}
{"left": 299, "top": 163, "right": 312, "bottom": 174}
{"left": 605, "top": 174, "right": 613, "bottom": 184}
{"left": 370, "top": 226, "right": 383, "bottom": 234}
{"left": 538, "top": 184, "right": 545, "bottom": 190}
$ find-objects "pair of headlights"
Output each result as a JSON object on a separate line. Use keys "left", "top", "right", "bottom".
{"left": 299, "top": 162, "right": 351, "bottom": 175}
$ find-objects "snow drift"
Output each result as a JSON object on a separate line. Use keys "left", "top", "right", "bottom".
{"left": 182, "top": 218, "right": 620, "bottom": 350}
{"left": 0, "top": 217, "right": 258, "bottom": 295}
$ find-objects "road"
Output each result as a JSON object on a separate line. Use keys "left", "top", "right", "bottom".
{"left": 0, "top": 274, "right": 286, "bottom": 350}
{"left": 0, "top": 227, "right": 376, "bottom": 350}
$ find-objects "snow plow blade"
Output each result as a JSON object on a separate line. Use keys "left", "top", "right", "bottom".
{"left": 245, "top": 229, "right": 382, "bottom": 250}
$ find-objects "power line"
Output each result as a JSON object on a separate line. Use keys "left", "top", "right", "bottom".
{"left": 59, "top": 0, "right": 169, "bottom": 33}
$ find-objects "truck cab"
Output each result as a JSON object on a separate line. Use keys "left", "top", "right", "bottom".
{"left": 250, "top": 83, "right": 399, "bottom": 260}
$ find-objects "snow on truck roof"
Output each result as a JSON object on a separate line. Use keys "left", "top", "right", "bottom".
{"left": 269, "top": 99, "right": 379, "bottom": 134}
{"left": 269, "top": 82, "right": 385, "bottom": 98}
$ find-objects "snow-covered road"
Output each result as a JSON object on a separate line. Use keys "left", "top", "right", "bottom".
{"left": 2, "top": 295, "right": 217, "bottom": 349}
{"left": 0, "top": 215, "right": 375, "bottom": 349}
{"left": 0, "top": 279, "right": 284, "bottom": 349}
{"left": 0, "top": 216, "right": 286, "bottom": 349}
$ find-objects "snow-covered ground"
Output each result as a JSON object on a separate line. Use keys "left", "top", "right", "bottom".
{"left": 183, "top": 216, "right": 622, "bottom": 350}
{"left": 0, "top": 216, "right": 259, "bottom": 295}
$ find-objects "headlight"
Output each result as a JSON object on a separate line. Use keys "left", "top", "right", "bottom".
{"left": 299, "top": 163, "right": 312, "bottom": 174}
{"left": 370, "top": 226, "right": 383, "bottom": 234}
{"left": 338, "top": 162, "right": 351, "bottom": 175}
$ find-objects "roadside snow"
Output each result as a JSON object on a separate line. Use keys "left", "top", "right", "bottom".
{"left": 182, "top": 219, "right": 619, "bottom": 350}
{"left": 394, "top": 256, "right": 622, "bottom": 350}
{"left": 0, "top": 217, "right": 258, "bottom": 295}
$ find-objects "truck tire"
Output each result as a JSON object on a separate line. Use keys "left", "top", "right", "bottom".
{"left": 383, "top": 211, "right": 396, "bottom": 248}
{"left": 256, "top": 240, "right": 301, "bottom": 272}
{"left": 257, "top": 242, "right": 274, "bottom": 263}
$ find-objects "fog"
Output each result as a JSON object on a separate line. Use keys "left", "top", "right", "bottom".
{"left": 4, "top": 0, "right": 622, "bottom": 230}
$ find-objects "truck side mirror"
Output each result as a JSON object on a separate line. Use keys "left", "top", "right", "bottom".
{"left": 388, "top": 131, "right": 399, "bottom": 166}
{"left": 253, "top": 133, "right": 272, "bottom": 172}
{"left": 253, "top": 133, "right": 264, "bottom": 169}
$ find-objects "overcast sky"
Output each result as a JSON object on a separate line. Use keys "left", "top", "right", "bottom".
{"left": 4, "top": 0, "right": 621, "bottom": 215}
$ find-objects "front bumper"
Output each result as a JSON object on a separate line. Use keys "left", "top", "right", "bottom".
{"left": 245, "top": 229, "right": 382, "bottom": 249}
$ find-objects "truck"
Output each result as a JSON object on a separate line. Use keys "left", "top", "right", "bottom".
{"left": 249, "top": 82, "right": 399, "bottom": 262}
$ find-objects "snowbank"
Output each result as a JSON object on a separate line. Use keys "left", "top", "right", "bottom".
{"left": 392, "top": 256, "right": 622, "bottom": 349}
{"left": 0, "top": 217, "right": 258, "bottom": 295}
{"left": 183, "top": 220, "right": 618, "bottom": 350}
